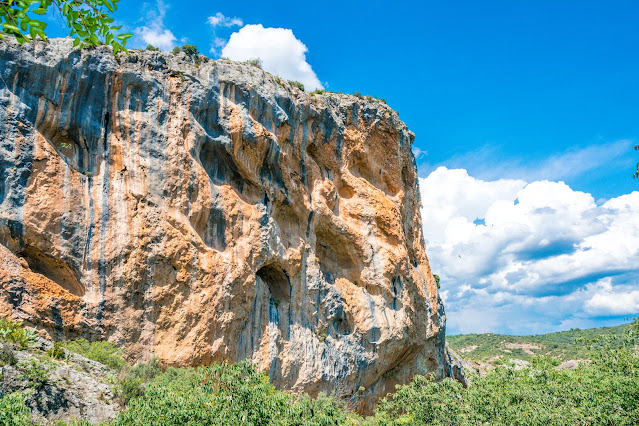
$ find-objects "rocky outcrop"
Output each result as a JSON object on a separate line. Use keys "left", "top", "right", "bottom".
{"left": 0, "top": 339, "right": 118, "bottom": 423}
{"left": 0, "top": 38, "right": 450, "bottom": 411}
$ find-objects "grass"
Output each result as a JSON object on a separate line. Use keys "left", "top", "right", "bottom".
{"left": 61, "top": 339, "right": 125, "bottom": 371}
{"left": 447, "top": 322, "right": 632, "bottom": 364}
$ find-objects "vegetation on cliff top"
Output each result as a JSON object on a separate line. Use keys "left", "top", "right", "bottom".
{"left": 1, "top": 317, "right": 638, "bottom": 425}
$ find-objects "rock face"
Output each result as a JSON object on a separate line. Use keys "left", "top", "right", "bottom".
{"left": 0, "top": 38, "right": 449, "bottom": 411}
{"left": 0, "top": 339, "right": 118, "bottom": 423}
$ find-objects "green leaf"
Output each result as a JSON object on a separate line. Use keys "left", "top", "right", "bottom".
{"left": 115, "top": 33, "right": 131, "bottom": 41}
{"left": 2, "top": 23, "right": 20, "bottom": 32}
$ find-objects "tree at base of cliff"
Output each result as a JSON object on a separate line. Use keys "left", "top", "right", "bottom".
{"left": 0, "top": 0, "right": 130, "bottom": 54}
{"left": 113, "top": 360, "right": 357, "bottom": 425}
{"left": 375, "top": 318, "right": 639, "bottom": 425}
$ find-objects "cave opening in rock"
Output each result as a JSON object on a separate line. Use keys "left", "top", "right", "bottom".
{"left": 19, "top": 245, "right": 85, "bottom": 297}
{"left": 256, "top": 263, "right": 290, "bottom": 304}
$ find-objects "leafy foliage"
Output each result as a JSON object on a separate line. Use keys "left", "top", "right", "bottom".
{"left": 181, "top": 43, "right": 197, "bottom": 55}
{"left": 20, "top": 359, "right": 49, "bottom": 388}
{"left": 0, "top": 0, "right": 131, "bottom": 54}
{"left": 0, "top": 317, "right": 38, "bottom": 349}
{"left": 433, "top": 274, "right": 440, "bottom": 289}
{"left": 246, "top": 58, "right": 262, "bottom": 68}
{"left": 376, "top": 319, "right": 639, "bottom": 425}
{"left": 61, "top": 338, "right": 125, "bottom": 370}
{"left": 0, "top": 392, "right": 31, "bottom": 425}
{"left": 46, "top": 341, "right": 67, "bottom": 360}
{"left": 634, "top": 144, "right": 638, "bottom": 179}
{"left": 113, "top": 360, "right": 357, "bottom": 425}
{"left": 0, "top": 344, "right": 17, "bottom": 366}
{"left": 145, "top": 44, "right": 159, "bottom": 51}
{"left": 288, "top": 80, "right": 305, "bottom": 91}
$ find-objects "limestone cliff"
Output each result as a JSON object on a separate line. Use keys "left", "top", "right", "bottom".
{"left": 0, "top": 38, "right": 451, "bottom": 411}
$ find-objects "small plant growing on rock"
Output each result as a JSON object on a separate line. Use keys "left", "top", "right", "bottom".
{"left": 246, "top": 58, "right": 262, "bottom": 68}
{"left": 0, "top": 318, "right": 38, "bottom": 349}
{"left": 289, "top": 80, "right": 305, "bottom": 91}
{"left": 62, "top": 339, "right": 125, "bottom": 371}
{"left": 145, "top": 44, "right": 159, "bottom": 51}
{"left": 21, "top": 359, "right": 49, "bottom": 388}
{"left": 47, "top": 341, "right": 66, "bottom": 360}
{"left": 171, "top": 46, "right": 181, "bottom": 54}
{"left": 0, "top": 345, "right": 17, "bottom": 366}
{"left": 311, "top": 89, "right": 326, "bottom": 95}
{"left": 0, "top": 392, "right": 31, "bottom": 425}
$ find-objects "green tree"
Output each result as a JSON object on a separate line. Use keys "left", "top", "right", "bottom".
{"left": 634, "top": 144, "right": 638, "bottom": 179}
{"left": 0, "top": 0, "right": 131, "bottom": 54}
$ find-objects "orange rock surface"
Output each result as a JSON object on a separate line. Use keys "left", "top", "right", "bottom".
{"left": 0, "top": 38, "right": 454, "bottom": 411}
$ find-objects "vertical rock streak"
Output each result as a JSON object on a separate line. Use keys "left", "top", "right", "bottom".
{"left": 0, "top": 38, "right": 453, "bottom": 412}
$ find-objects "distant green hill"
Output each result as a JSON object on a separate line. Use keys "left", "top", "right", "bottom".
{"left": 447, "top": 323, "right": 632, "bottom": 364}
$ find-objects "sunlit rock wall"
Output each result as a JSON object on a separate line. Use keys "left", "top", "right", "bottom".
{"left": 0, "top": 38, "right": 451, "bottom": 412}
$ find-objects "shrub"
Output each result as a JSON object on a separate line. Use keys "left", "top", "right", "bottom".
{"left": 246, "top": 58, "right": 262, "bottom": 68}
{"left": 128, "top": 357, "right": 162, "bottom": 382}
{"left": 113, "top": 360, "right": 358, "bottom": 425}
{"left": 353, "top": 91, "right": 361, "bottom": 97}
{"left": 0, "top": 392, "right": 31, "bottom": 425}
{"left": 21, "top": 359, "right": 49, "bottom": 388}
{"left": 0, "top": 317, "right": 38, "bottom": 349}
{"left": 61, "top": 339, "right": 125, "bottom": 371}
{"left": 181, "top": 44, "right": 198, "bottom": 55}
{"left": 0, "top": 345, "right": 17, "bottom": 366}
{"left": 171, "top": 46, "right": 180, "bottom": 54}
{"left": 311, "top": 89, "right": 327, "bottom": 95}
{"left": 115, "top": 377, "right": 144, "bottom": 406}
{"left": 47, "top": 341, "right": 66, "bottom": 360}
{"left": 375, "top": 319, "right": 639, "bottom": 425}
{"left": 289, "top": 80, "right": 305, "bottom": 91}
{"left": 145, "top": 44, "right": 159, "bottom": 51}
{"left": 433, "top": 274, "right": 440, "bottom": 289}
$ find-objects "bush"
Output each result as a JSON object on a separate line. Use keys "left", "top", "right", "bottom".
{"left": 113, "top": 360, "right": 358, "bottom": 425}
{"left": 115, "top": 377, "right": 144, "bottom": 406}
{"left": 145, "top": 44, "right": 159, "bottom": 51}
{"left": 0, "top": 392, "right": 31, "bottom": 425}
{"left": 353, "top": 91, "right": 361, "bottom": 97}
{"left": 21, "top": 359, "right": 49, "bottom": 388}
{"left": 128, "top": 356, "right": 162, "bottom": 382}
{"left": 0, "top": 345, "right": 17, "bottom": 366}
{"left": 289, "top": 80, "right": 305, "bottom": 91}
{"left": 171, "top": 46, "right": 180, "bottom": 54}
{"left": 0, "top": 317, "right": 38, "bottom": 349}
{"left": 375, "top": 319, "right": 639, "bottom": 425}
{"left": 433, "top": 274, "right": 440, "bottom": 289}
{"left": 311, "top": 89, "right": 327, "bottom": 95}
{"left": 47, "top": 341, "right": 66, "bottom": 360}
{"left": 246, "top": 58, "right": 262, "bottom": 68}
{"left": 61, "top": 339, "right": 125, "bottom": 371}
{"left": 181, "top": 44, "right": 198, "bottom": 55}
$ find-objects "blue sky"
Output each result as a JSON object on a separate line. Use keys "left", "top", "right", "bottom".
{"left": 44, "top": 0, "right": 639, "bottom": 334}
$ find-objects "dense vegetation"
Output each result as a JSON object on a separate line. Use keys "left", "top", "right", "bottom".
{"left": 447, "top": 323, "right": 631, "bottom": 364}
{"left": 1, "top": 318, "right": 637, "bottom": 425}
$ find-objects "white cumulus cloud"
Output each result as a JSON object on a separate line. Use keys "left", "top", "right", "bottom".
{"left": 221, "top": 24, "right": 324, "bottom": 91}
{"left": 132, "top": 0, "right": 177, "bottom": 51}
{"left": 419, "top": 166, "right": 639, "bottom": 334}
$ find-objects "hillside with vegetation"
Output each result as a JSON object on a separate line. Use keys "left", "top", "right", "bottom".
{"left": 447, "top": 323, "right": 632, "bottom": 364}
{"left": 1, "top": 317, "right": 638, "bottom": 425}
